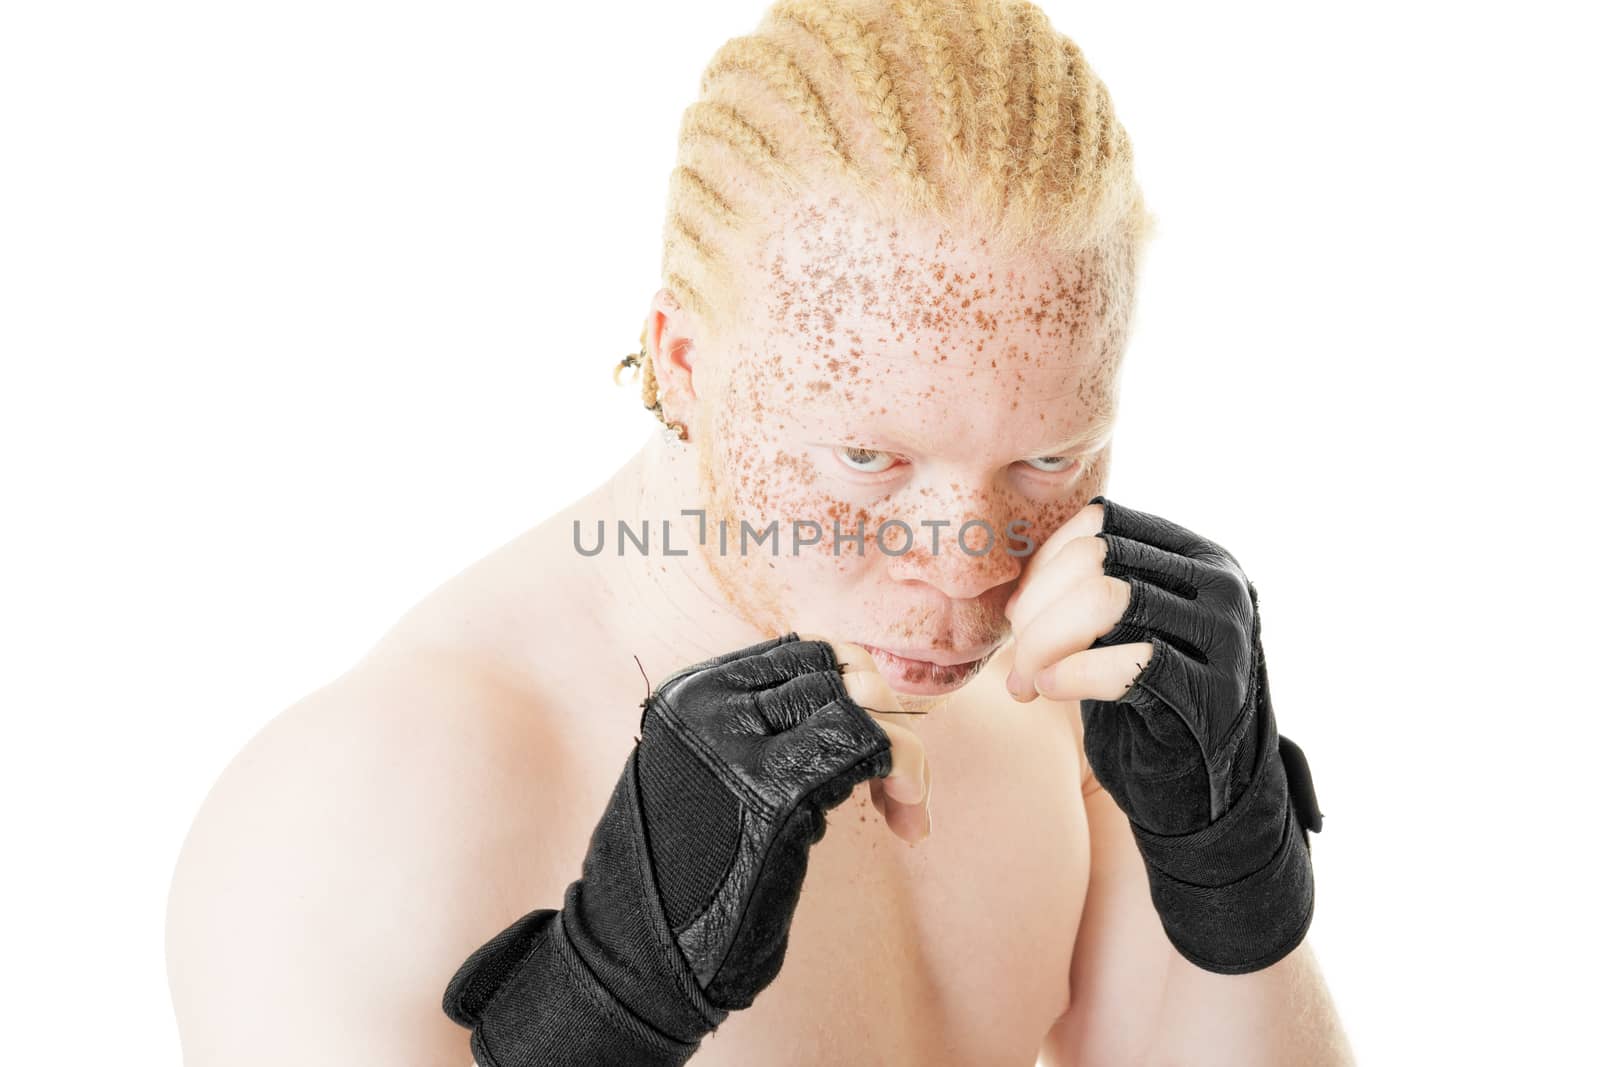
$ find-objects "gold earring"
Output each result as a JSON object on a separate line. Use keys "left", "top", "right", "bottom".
{"left": 613, "top": 344, "right": 644, "bottom": 386}
{"left": 664, "top": 418, "right": 689, "bottom": 443}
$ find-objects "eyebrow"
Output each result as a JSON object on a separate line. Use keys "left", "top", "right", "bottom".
{"left": 799, "top": 406, "right": 1116, "bottom": 460}
{"left": 786, "top": 377, "right": 1118, "bottom": 455}
{"left": 1031, "top": 407, "right": 1117, "bottom": 456}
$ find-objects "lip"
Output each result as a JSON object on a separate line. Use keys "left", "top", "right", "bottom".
{"left": 864, "top": 642, "right": 1001, "bottom": 667}
{"left": 860, "top": 642, "right": 1001, "bottom": 696}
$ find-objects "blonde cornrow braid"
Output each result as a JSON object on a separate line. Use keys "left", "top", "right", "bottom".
{"left": 700, "top": 36, "right": 853, "bottom": 173}
{"left": 764, "top": 0, "right": 934, "bottom": 208}
{"left": 966, "top": 0, "right": 1012, "bottom": 196}
{"left": 891, "top": 0, "right": 971, "bottom": 172}
{"left": 623, "top": 0, "right": 1156, "bottom": 425}
{"left": 1052, "top": 36, "right": 1095, "bottom": 214}
{"left": 1018, "top": 6, "right": 1062, "bottom": 207}
{"left": 669, "top": 168, "right": 739, "bottom": 237}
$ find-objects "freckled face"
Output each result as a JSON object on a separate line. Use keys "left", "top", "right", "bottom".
{"left": 691, "top": 199, "right": 1125, "bottom": 696}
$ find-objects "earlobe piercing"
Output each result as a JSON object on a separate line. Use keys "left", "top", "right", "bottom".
{"left": 617, "top": 335, "right": 684, "bottom": 441}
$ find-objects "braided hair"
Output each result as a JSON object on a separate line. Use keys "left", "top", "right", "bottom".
{"left": 623, "top": 0, "right": 1156, "bottom": 426}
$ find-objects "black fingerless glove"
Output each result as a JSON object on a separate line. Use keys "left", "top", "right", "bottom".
{"left": 442, "top": 634, "right": 893, "bottom": 1066}
{"left": 1082, "top": 496, "right": 1325, "bottom": 975}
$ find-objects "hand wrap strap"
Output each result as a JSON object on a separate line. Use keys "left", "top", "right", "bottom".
{"left": 1128, "top": 716, "right": 1325, "bottom": 974}
{"left": 1082, "top": 495, "right": 1325, "bottom": 974}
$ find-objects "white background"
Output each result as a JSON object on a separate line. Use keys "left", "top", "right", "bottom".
{"left": 3, "top": 2, "right": 1595, "bottom": 1063}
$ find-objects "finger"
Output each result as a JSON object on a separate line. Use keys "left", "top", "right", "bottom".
{"left": 1010, "top": 572, "right": 1130, "bottom": 701}
{"left": 864, "top": 729, "right": 929, "bottom": 845}
{"left": 1098, "top": 533, "right": 1211, "bottom": 603}
{"left": 1034, "top": 642, "right": 1156, "bottom": 702}
{"left": 804, "top": 635, "right": 876, "bottom": 677}
{"left": 752, "top": 670, "right": 852, "bottom": 731}
{"left": 921, "top": 758, "right": 933, "bottom": 839}
{"left": 863, "top": 713, "right": 927, "bottom": 806}
{"left": 822, "top": 637, "right": 913, "bottom": 713}
{"left": 707, "top": 635, "right": 836, "bottom": 690}
{"left": 1031, "top": 499, "right": 1108, "bottom": 571}
{"left": 790, "top": 630, "right": 870, "bottom": 671}
{"left": 794, "top": 633, "right": 929, "bottom": 839}
{"left": 1090, "top": 568, "right": 1219, "bottom": 664}
{"left": 878, "top": 758, "right": 931, "bottom": 846}
{"left": 834, "top": 661, "right": 929, "bottom": 805}
{"left": 839, "top": 664, "right": 901, "bottom": 719}
{"left": 1008, "top": 533, "right": 1109, "bottom": 636}
{"left": 695, "top": 632, "right": 800, "bottom": 670}
{"left": 1096, "top": 496, "right": 1222, "bottom": 560}
{"left": 860, "top": 713, "right": 929, "bottom": 845}
{"left": 869, "top": 777, "right": 888, "bottom": 818}
{"left": 1100, "top": 635, "right": 1217, "bottom": 728}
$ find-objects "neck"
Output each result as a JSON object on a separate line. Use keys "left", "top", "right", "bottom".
{"left": 587, "top": 430, "right": 772, "bottom": 682}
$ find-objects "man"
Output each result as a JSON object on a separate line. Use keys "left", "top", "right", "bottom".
{"left": 167, "top": 2, "right": 1354, "bottom": 1061}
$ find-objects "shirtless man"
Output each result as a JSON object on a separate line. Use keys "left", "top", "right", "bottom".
{"left": 165, "top": 3, "right": 1354, "bottom": 1063}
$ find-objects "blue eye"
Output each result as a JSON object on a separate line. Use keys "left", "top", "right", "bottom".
{"left": 835, "top": 447, "right": 899, "bottom": 474}
{"left": 1024, "top": 455, "right": 1082, "bottom": 474}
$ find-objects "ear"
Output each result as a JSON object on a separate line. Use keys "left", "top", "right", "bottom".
{"left": 643, "top": 287, "right": 701, "bottom": 418}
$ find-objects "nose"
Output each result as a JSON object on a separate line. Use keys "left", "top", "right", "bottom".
{"left": 881, "top": 496, "right": 1023, "bottom": 602}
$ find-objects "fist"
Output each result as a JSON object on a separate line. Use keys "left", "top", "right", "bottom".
{"left": 635, "top": 632, "right": 931, "bottom": 1010}
{"left": 1004, "top": 495, "right": 1266, "bottom": 836}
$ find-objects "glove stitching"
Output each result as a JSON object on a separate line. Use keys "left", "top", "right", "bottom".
{"left": 1120, "top": 752, "right": 1207, "bottom": 784}
{"left": 468, "top": 1027, "right": 506, "bottom": 1067}
{"left": 1099, "top": 531, "right": 1202, "bottom": 602}
{"left": 1102, "top": 587, "right": 1210, "bottom": 666}
{"left": 1126, "top": 636, "right": 1210, "bottom": 754}
{"left": 1149, "top": 622, "right": 1209, "bottom": 666}
{"left": 675, "top": 804, "right": 746, "bottom": 935}
{"left": 1130, "top": 712, "right": 1282, "bottom": 858}
{"left": 1206, "top": 675, "right": 1257, "bottom": 783}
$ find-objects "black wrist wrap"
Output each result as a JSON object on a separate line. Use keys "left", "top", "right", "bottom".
{"left": 441, "top": 634, "right": 893, "bottom": 1065}
{"left": 443, "top": 745, "right": 727, "bottom": 1066}
{"left": 1128, "top": 712, "right": 1324, "bottom": 974}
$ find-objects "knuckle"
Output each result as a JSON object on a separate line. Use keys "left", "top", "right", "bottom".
{"left": 1097, "top": 573, "right": 1127, "bottom": 619}
{"left": 841, "top": 674, "right": 874, "bottom": 704}
{"left": 1037, "top": 519, "right": 1081, "bottom": 556}
{"left": 1063, "top": 533, "right": 1104, "bottom": 571}
{"left": 1211, "top": 563, "right": 1250, "bottom": 611}
{"left": 1052, "top": 656, "right": 1083, "bottom": 694}
{"left": 843, "top": 671, "right": 881, "bottom": 706}
{"left": 831, "top": 638, "right": 871, "bottom": 662}
{"left": 1012, "top": 620, "right": 1048, "bottom": 672}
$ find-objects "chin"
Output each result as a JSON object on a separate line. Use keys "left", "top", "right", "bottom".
{"left": 892, "top": 691, "right": 956, "bottom": 716}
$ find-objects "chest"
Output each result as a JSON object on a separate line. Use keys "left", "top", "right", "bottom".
{"left": 549, "top": 690, "right": 1092, "bottom": 1066}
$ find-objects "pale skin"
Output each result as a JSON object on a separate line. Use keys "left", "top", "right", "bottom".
{"left": 164, "top": 194, "right": 1355, "bottom": 1065}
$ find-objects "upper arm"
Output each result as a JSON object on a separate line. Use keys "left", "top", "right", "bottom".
{"left": 1038, "top": 713, "right": 1175, "bottom": 1067}
{"left": 165, "top": 648, "right": 563, "bottom": 1066}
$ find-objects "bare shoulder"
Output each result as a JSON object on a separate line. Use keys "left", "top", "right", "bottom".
{"left": 165, "top": 639, "right": 572, "bottom": 1066}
